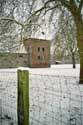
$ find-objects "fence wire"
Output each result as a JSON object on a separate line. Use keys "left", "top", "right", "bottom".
{"left": 0, "top": 70, "right": 83, "bottom": 125}
{"left": 29, "top": 74, "right": 83, "bottom": 125}
{"left": 0, "top": 70, "right": 17, "bottom": 125}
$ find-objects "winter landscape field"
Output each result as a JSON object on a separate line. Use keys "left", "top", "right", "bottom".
{"left": 0, "top": 64, "right": 83, "bottom": 125}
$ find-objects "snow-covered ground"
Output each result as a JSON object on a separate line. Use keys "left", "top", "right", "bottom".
{"left": 0, "top": 64, "right": 83, "bottom": 125}
{"left": 29, "top": 64, "right": 80, "bottom": 77}
{"left": 0, "top": 70, "right": 17, "bottom": 125}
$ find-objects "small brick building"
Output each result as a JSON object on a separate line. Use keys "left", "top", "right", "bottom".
{"left": 23, "top": 38, "right": 50, "bottom": 68}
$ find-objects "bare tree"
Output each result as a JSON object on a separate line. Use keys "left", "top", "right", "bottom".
{"left": 0, "top": 0, "right": 83, "bottom": 83}
{"left": 29, "top": 0, "right": 83, "bottom": 83}
{"left": 0, "top": 0, "right": 38, "bottom": 52}
{"left": 52, "top": 11, "right": 79, "bottom": 68}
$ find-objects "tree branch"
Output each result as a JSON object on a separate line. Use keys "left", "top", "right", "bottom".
{"left": 79, "top": 0, "right": 83, "bottom": 13}
{"left": 0, "top": 17, "right": 24, "bottom": 27}
{"left": 25, "top": 0, "right": 61, "bottom": 22}
{"left": 58, "top": 0, "right": 70, "bottom": 9}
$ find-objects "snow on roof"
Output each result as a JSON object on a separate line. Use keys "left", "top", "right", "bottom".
{"left": 23, "top": 37, "right": 50, "bottom": 42}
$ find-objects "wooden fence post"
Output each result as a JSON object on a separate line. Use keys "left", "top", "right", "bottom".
{"left": 17, "top": 69, "right": 29, "bottom": 125}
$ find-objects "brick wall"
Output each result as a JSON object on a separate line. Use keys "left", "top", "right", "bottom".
{"left": 0, "top": 53, "right": 29, "bottom": 68}
{"left": 0, "top": 39, "right": 50, "bottom": 68}
{"left": 24, "top": 38, "right": 50, "bottom": 68}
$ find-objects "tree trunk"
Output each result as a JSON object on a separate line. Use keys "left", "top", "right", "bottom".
{"left": 75, "top": 16, "right": 83, "bottom": 83}
{"left": 79, "top": 52, "right": 83, "bottom": 83}
{"left": 77, "top": 34, "right": 83, "bottom": 84}
{"left": 72, "top": 53, "right": 76, "bottom": 69}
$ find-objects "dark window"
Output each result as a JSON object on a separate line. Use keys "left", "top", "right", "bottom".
{"left": 42, "top": 48, "right": 45, "bottom": 52}
{"left": 38, "top": 56, "right": 40, "bottom": 60}
{"left": 38, "top": 47, "right": 40, "bottom": 52}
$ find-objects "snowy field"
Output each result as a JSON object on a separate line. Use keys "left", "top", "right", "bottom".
{"left": 0, "top": 64, "right": 83, "bottom": 125}
{"left": 29, "top": 64, "right": 80, "bottom": 76}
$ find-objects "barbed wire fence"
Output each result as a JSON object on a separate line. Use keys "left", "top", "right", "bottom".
{"left": 0, "top": 69, "right": 83, "bottom": 125}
